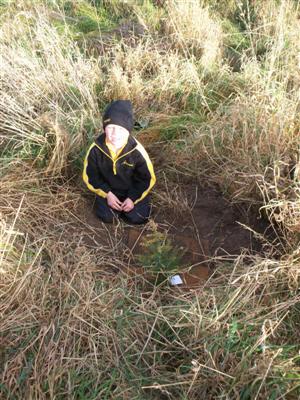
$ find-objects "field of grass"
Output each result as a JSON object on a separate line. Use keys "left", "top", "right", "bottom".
{"left": 1, "top": 0, "right": 300, "bottom": 399}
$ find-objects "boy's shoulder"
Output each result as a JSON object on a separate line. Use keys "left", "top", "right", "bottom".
{"left": 95, "top": 133, "right": 106, "bottom": 147}
{"left": 134, "top": 139, "right": 152, "bottom": 161}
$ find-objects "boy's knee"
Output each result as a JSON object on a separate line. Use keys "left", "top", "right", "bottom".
{"left": 94, "top": 196, "right": 116, "bottom": 223}
{"left": 95, "top": 208, "right": 114, "bottom": 223}
{"left": 124, "top": 212, "right": 148, "bottom": 225}
{"left": 97, "top": 213, "right": 114, "bottom": 224}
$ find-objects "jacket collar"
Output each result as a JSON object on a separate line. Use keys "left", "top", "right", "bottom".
{"left": 95, "top": 133, "right": 137, "bottom": 158}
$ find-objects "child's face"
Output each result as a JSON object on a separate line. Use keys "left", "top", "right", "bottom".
{"left": 105, "top": 124, "right": 129, "bottom": 148}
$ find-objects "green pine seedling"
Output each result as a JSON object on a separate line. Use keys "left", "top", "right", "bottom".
{"left": 137, "top": 231, "right": 184, "bottom": 285}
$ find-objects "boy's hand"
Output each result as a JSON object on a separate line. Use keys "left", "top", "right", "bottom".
{"left": 122, "top": 198, "right": 134, "bottom": 212}
{"left": 107, "top": 192, "right": 122, "bottom": 211}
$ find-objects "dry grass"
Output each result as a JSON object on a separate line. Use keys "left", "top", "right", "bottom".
{"left": 101, "top": 37, "right": 206, "bottom": 115}
{"left": 188, "top": 1, "right": 300, "bottom": 239}
{"left": 0, "top": 5, "right": 100, "bottom": 175}
{"left": 1, "top": 0, "right": 300, "bottom": 399}
{"left": 1, "top": 177, "right": 299, "bottom": 398}
{"left": 163, "top": 0, "right": 223, "bottom": 66}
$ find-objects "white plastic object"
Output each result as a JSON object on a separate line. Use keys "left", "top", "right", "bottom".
{"left": 169, "top": 274, "right": 183, "bottom": 286}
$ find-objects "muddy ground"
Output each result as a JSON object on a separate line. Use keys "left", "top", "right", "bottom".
{"left": 73, "top": 178, "right": 272, "bottom": 290}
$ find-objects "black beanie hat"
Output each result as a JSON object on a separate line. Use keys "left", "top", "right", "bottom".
{"left": 103, "top": 100, "right": 134, "bottom": 133}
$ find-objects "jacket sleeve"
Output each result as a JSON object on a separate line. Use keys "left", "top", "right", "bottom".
{"left": 128, "top": 142, "right": 156, "bottom": 204}
{"left": 82, "top": 143, "right": 111, "bottom": 198}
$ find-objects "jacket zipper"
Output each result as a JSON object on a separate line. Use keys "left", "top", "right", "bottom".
{"left": 95, "top": 143, "right": 136, "bottom": 176}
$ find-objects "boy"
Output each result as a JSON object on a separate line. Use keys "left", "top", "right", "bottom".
{"left": 83, "top": 100, "right": 156, "bottom": 224}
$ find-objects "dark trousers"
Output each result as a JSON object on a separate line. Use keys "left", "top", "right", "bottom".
{"left": 95, "top": 195, "right": 151, "bottom": 225}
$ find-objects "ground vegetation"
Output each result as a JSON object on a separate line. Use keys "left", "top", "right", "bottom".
{"left": 1, "top": 1, "right": 300, "bottom": 399}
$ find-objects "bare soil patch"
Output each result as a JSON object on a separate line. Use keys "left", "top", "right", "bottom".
{"left": 73, "top": 180, "right": 271, "bottom": 290}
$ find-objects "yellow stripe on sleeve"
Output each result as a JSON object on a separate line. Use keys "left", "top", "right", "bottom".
{"left": 82, "top": 143, "right": 108, "bottom": 198}
{"left": 134, "top": 141, "right": 156, "bottom": 204}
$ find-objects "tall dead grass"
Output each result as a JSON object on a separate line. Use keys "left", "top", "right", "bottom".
{"left": 0, "top": 1, "right": 223, "bottom": 174}
{"left": 189, "top": 1, "right": 300, "bottom": 241}
{"left": 0, "top": 5, "right": 100, "bottom": 175}
{"left": 101, "top": 38, "right": 207, "bottom": 115}
{"left": 1, "top": 0, "right": 300, "bottom": 399}
{"left": 163, "top": 0, "right": 223, "bottom": 67}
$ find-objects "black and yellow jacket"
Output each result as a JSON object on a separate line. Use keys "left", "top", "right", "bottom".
{"left": 83, "top": 133, "right": 156, "bottom": 203}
